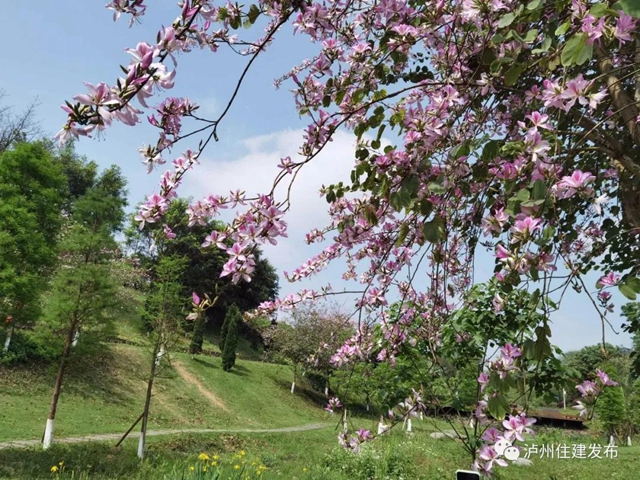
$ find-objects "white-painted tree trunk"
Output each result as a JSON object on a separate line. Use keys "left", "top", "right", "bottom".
{"left": 628, "top": 436, "right": 632, "bottom": 446}
{"left": 43, "top": 419, "right": 54, "bottom": 450}
{"left": 563, "top": 388, "right": 567, "bottom": 410}
{"left": 406, "top": 419, "right": 412, "bottom": 432}
{"left": 155, "top": 344, "right": 165, "bottom": 366}
{"left": 71, "top": 330, "right": 79, "bottom": 348}
{"left": 3, "top": 327, "right": 13, "bottom": 353}
{"left": 137, "top": 432, "right": 145, "bottom": 459}
{"left": 342, "top": 409, "right": 348, "bottom": 432}
{"left": 609, "top": 435, "right": 615, "bottom": 446}
{"left": 324, "top": 386, "right": 329, "bottom": 396}
{"left": 419, "top": 412, "right": 424, "bottom": 421}
{"left": 290, "top": 381, "right": 295, "bottom": 394}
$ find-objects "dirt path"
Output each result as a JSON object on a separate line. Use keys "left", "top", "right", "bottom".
{"left": 0, "top": 423, "right": 331, "bottom": 450}
{"left": 173, "top": 360, "right": 229, "bottom": 412}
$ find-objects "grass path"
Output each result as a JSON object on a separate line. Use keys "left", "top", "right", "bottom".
{"left": 0, "top": 423, "right": 332, "bottom": 450}
{"left": 172, "top": 359, "right": 229, "bottom": 412}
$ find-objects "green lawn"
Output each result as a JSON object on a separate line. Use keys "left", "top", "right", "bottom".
{"left": 0, "top": 344, "right": 326, "bottom": 442}
{"left": 0, "top": 423, "right": 638, "bottom": 479}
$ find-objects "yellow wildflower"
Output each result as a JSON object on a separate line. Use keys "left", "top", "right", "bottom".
{"left": 59, "top": 461, "right": 64, "bottom": 467}
{"left": 213, "top": 455, "right": 219, "bottom": 460}
{"left": 234, "top": 464, "right": 241, "bottom": 470}
{"left": 198, "top": 453, "right": 210, "bottom": 461}
{"left": 189, "top": 466, "right": 195, "bottom": 472}
{"left": 50, "top": 466, "right": 59, "bottom": 473}
{"left": 211, "top": 461, "right": 217, "bottom": 467}
{"left": 303, "top": 467, "right": 308, "bottom": 472}
{"left": 202, "top": 466, "right": 207, "bottom": 472}
{"left": 240, "top": 450, "right": 246, "bottom": 456}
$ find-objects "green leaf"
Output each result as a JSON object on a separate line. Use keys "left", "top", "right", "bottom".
{"left": 555, "top": 21, "right": 571, "bottom": 36}
{"left": 396, "top": 222, "right": 409, "bottom": 246}
{"left": 515, "top": 189, "right": 530, "bottom": 202}
{"left": 498, "top": 12, "right": 516, "bottom": 28}
{"left": 527, "top": 0, "right": 543, "bottom": 10}
{"left": 521, "top": 198, "right": 546, "bottom": 207}
{"left": 504, "top": 65, "right": 526, "bottom": 86}
{"left": 524, "top": 29, "right": 539, "bottom": 43}
{"left": 612, "top": 0, "right": 640, "bottom": 17}
{"left": 423, "top": 216, "right": 446, "bottom": 244}
{"left": 542, "top": 226, "right": 555, "bottom": 241}
{"left": 428, "top": 182, "right": 446, "bottom": 195}
{"left": 487, "top": 395, "right": 509, "bottom": 420}
{"left": 532, "top": 36, "right": 552, "bottom": 54}
{"left": 491, "top": 33, "right": 506, "bottom": 44}
{"left": 626, "top": 276, "right": 640, "bottom": 293}
{"left": 247, "top": 4, "right": 261, "bottom": 24}
{"left": 561, "top": 33, "right": 593, "bottom": 67}
{"left": 481, "top": 140, "right": 501, "bottom": 161}
{"left": 619, "top": 284, "right": 637, "bottom": 301}
{"left": 531, "top": 179, "right": 547, "bottom": 200}
{"left": 418, "top": 199, "right": 433, "bottom": 216}
{"left": 589, "top": 3, "right": 609, "bottom": 17}
{"left": 352, "top": 90, "right": 365, "bottom": 105}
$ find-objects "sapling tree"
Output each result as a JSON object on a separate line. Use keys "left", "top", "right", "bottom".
{"left": 40, "top": 167, "right": 127, "bottom": 449}
{"left": 60, "top": 0, "right": 640, "bottom": 474}
{"left": 137, "top": 254, "right": 187, "bottom": 459}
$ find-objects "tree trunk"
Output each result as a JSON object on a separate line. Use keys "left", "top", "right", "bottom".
{"left": 291, "top": 366, "right": 296, "bottom": 394}
{"left": 2, "top": 326, "right": 13, "bottom": 353}
{"left": 324, "top": 378, "right": 329, "bottom": 396}
{"left": 138, "top": 342, "right": 159, "bottom": 460}
{"left": 43, "top": 323, "right": 75, "bottom": 449}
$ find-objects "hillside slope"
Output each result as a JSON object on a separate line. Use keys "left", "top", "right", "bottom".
{"left": 0, "top": 344, "right": 327, "bottom": 442}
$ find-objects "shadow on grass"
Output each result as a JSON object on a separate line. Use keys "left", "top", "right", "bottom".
{"left": 192, "top": 357, "right": 218, "bottom": 369}
{"left": 61, "top": 349, "right": 137, "bottom": 406}
{"left": 0, "top": 443, "right": 143, "bottom": 480}
{"left": 225, "top": 367, "right": 248, "bottom": 377}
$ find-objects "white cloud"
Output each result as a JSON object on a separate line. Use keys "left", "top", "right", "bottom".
{"left": 183, "top": 128, "right": 360, "bottom": 297}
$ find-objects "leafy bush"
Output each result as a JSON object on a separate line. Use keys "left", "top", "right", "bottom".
{"left": 0, "top": 329, "right": 59, "bottom": 364}
{"left": 319, "top": 442, "right": 416, "bottom": 480}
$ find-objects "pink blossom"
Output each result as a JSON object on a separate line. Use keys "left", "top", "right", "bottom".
{"left": 163, "top": 224, "right": 176, "bottom": 239}
{"left": 576, "top": 380, "right": 598, "bottom": 397}
{"left": 192, "top": 292, "right": 201, "bottom": 306}
{"left": 596, "top": 369, "right": 618, "bottom": 387}
{"left": 555, "top": 170, "right": 596, "bottom": 198}
{"left": 492, "top": 293, "right": 505, "bottom": 313}
{"left": 615, "top": 11, "right": 637, "bottom": 44}
{"left": 512, "top": 216, "right": 542, "bottom": 236}
{"left": 478, "top": 372, "right": 490, "bottom": 392}
{"left": 581, "top": 15, "right": 606, "bottom": 44}
{"left": 597, "top": 272, "right": 619, "bottom": 287}
{"left": 496, "top": 244, "right": 511, "bottom": 260}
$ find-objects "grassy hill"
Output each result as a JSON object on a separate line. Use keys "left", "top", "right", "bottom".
{"left": 0, "top": 343, "right": 327, "bottom": 442}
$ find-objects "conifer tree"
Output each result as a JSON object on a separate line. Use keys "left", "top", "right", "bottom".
{"left": 222, "top": 305, "right": 240, "bottom": 372}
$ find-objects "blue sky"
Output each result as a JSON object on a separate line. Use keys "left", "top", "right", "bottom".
{"left": 1, "top": 2, "right": 634, "bottom": 352}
